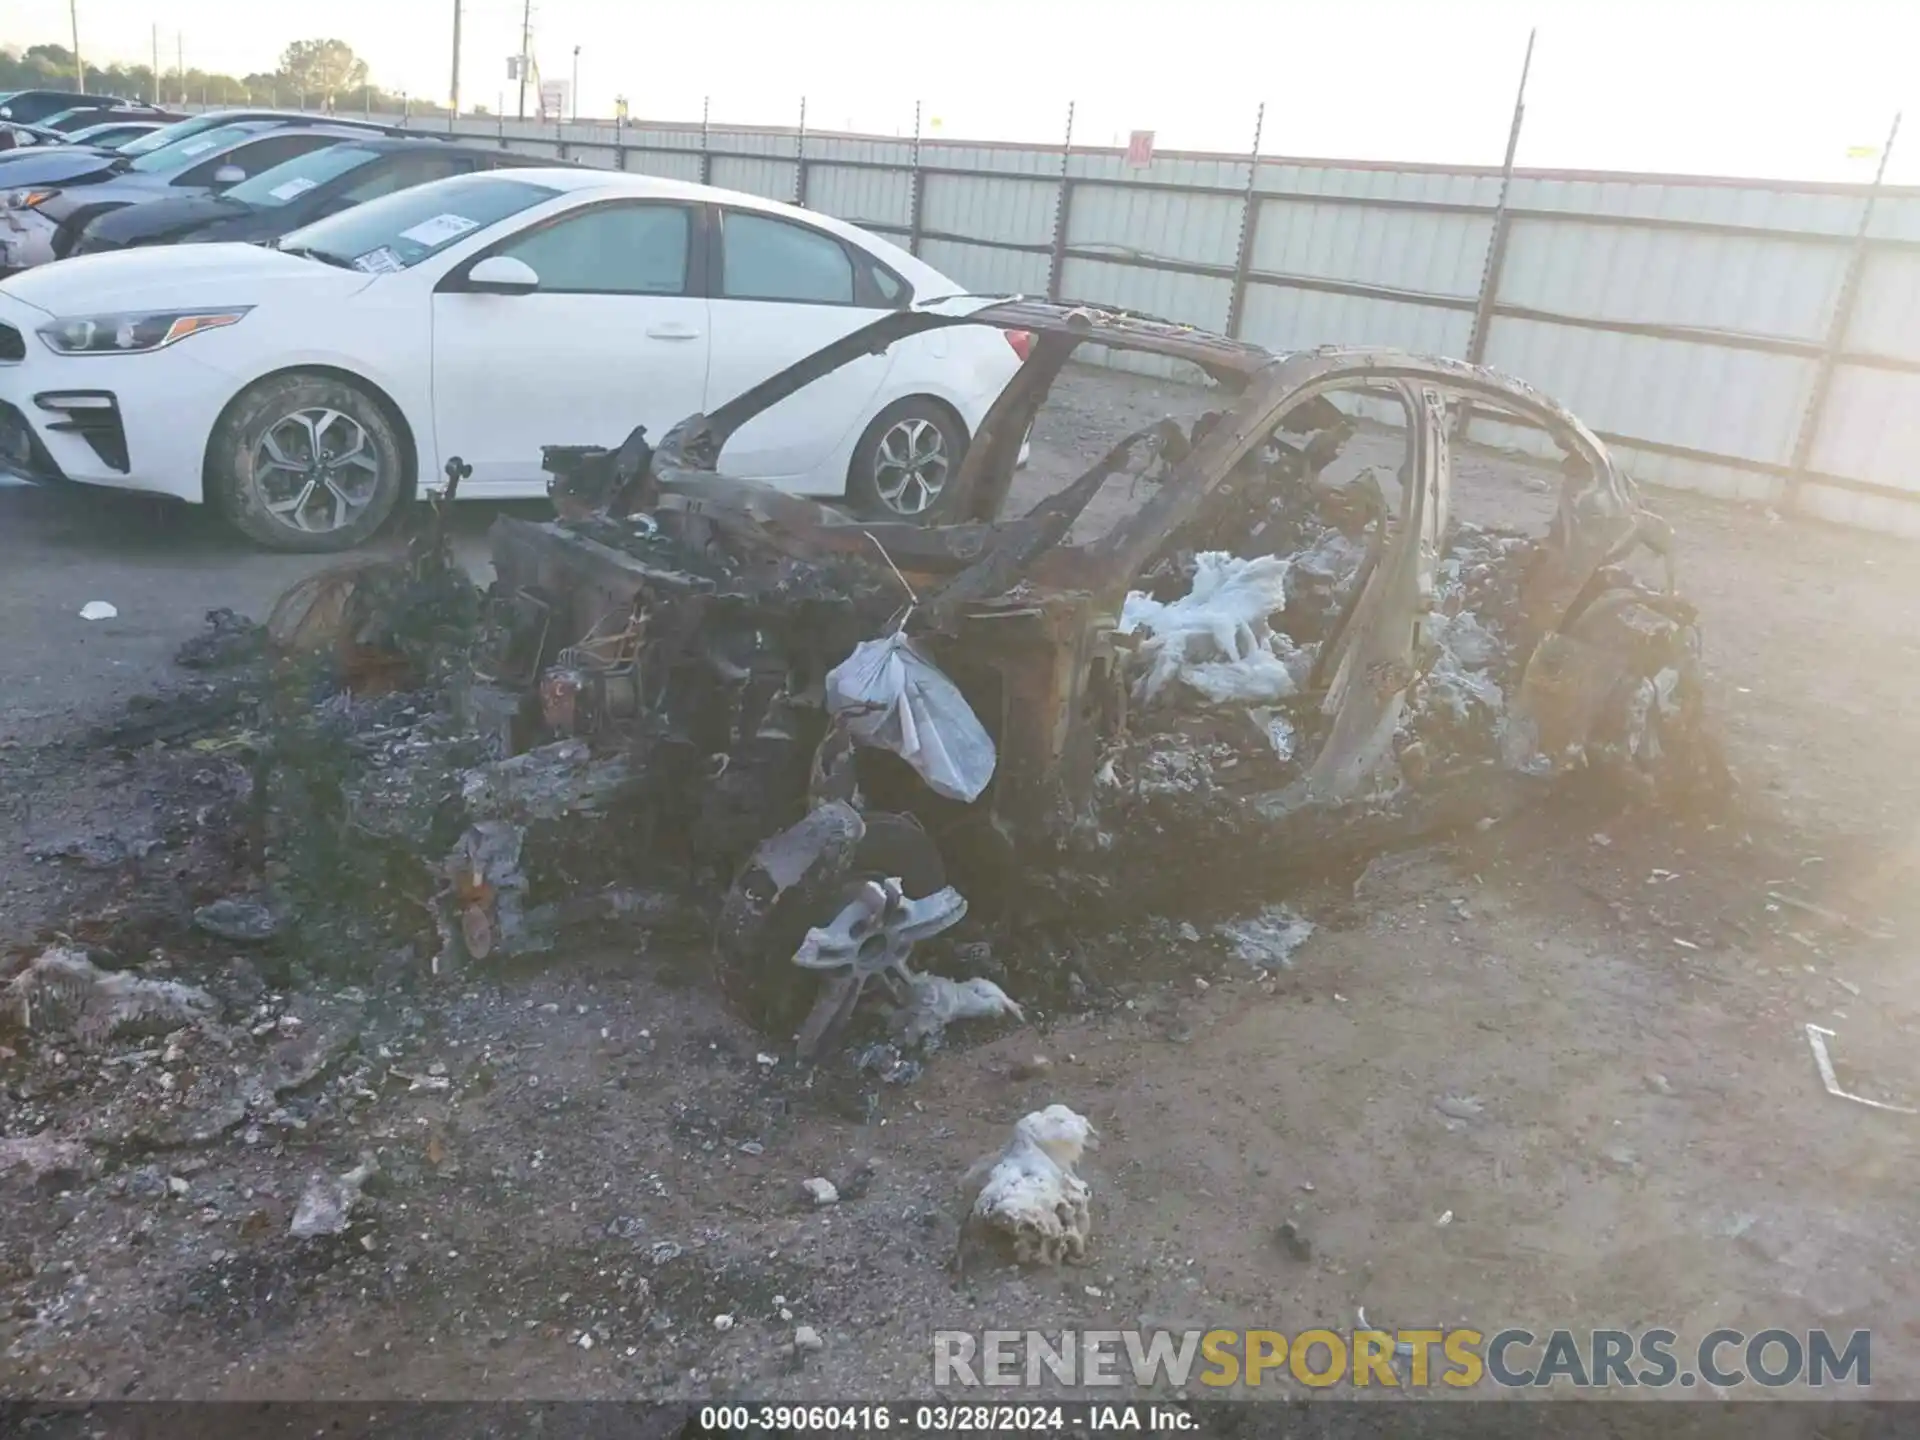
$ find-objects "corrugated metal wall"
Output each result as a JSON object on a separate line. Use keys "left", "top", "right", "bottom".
{"left": 358, "top": 109, "right": 1920, "bottom": 538}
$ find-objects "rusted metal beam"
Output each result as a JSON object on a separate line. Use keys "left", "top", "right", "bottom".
{"left": 1224, "top": 102, "right": 1266, "bottom": 339}
{"left": 1786, "top": 110, "right": 1902, "bottom": 514}
{"left": 699, "top": 95, "right": 712, "bottom": 186}
{"left": 908, "top": 99, "right": 925, "bottom": 256}
{"left": 1457, "top": 28, "right": 1535, "bottom": 439}
{"left": 1046, "top": 102, "right": 1075, "bottom": 301}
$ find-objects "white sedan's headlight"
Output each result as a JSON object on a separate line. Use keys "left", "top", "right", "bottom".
{"left": 37, "top": 308, "right": 253, "bottom": 356}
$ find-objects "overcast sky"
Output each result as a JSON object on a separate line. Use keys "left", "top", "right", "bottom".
{"left": 8, "top": 0, "right": 1919, "bottom": 183}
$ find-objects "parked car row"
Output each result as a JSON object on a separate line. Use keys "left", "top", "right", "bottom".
{"left": 0, "top": 99, "right": 1026, "bottom": 552}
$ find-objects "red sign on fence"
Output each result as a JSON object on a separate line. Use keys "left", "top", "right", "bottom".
{"left": 1126, "top": 130, "right": 1155, "bottom": 169}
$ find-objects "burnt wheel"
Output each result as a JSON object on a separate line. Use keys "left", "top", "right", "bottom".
{"left": 714, "top": 810, "right": 947, "bottom": 1044}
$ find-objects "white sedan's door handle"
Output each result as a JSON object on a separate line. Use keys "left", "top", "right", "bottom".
{"left": 646, "top": 323, "right": 701, "bottom": 340}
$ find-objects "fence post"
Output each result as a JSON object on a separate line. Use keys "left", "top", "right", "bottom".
{"left": 700, "top": 95, "right": 712, "bottom": 186}
{"left": 1786, "top": 110, "right": 1901, "bottom": 516}
{"left": 794, "top": 96, "right": 809, "bottom": 206}
{"left": 1046, "top": 101, "right": 1076, "bottom": 302}
{"left": 1456, "top": 28, "right": 1534, "bottom": 440}
{"left": 908, "top": 99, "right": 925, "bottom": 256}
{"left": 1225, "top": 102, "right": 1267, "bottom": 339}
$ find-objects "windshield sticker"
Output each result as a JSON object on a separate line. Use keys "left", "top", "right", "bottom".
{"left": 177, "top": 138, "right": 217, "bottom": 156}
{"left": 398, "top": 212, "right": 480, "bottom": 248}
{"left": 269, "top": 177, "right": 319, "bottom": 200}
{"left": 351, "top": 246, "right": 405, "bottom": 274}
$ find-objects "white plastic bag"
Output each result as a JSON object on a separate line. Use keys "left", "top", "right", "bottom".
{"left": 825, "top": 632, "right": 997, "bottom": 802}
{"left": 1119, "top": 552, "right": 1300, "bottom": 705}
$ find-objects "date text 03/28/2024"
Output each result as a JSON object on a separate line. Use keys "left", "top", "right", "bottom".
{"left": 697, "top": 1405, "right": 1191, "bottom": 1432}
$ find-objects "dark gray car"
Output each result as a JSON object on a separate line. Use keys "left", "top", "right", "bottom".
{"left": 20, "top": 119, "right": 425, "bottom": 264}
{"left": 73, "top": 138, "right": 552, "bottom": 255}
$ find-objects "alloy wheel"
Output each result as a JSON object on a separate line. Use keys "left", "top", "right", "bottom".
{"left": 871, "top": 416, "right": 950, "bottom": 517}
{"left": 250, "top": 407, "right": 384, "bottom": 535}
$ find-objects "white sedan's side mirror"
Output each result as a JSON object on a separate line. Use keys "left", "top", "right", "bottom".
{"left": 466, "top": 255, "right": 539, "bottom": 294}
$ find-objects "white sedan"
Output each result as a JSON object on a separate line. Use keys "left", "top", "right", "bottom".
{"left": 0, "top": 169, "right": 1027, "bottom": 550}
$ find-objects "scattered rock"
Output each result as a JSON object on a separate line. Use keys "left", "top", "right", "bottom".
{"left": 1, "top": 948, "right": 216, "bottom": 1047}
{"left": 175, "top": 608, "right": 264, "bottom": 670}
{"left": 1600, "top": 1144, "right": 1644, "bottom": 1177}
{"left": 290, "top": 1156, "right": 379, "bottom": 1238}
{"left": 713, "top": 1314, "right": 735, "bottom": 1332}
{"left": 801, "top": 1177, "right": 839, "bottom": 1207}
{"left": 1216, "top": 905, "right": 1316, "bottom": 969}
{"left": 1009, "top": 1055, "right": 1053, "bottom": 1082}
{"left": 793, "top": 1325, "right": 823, "bottom": 1353}
{"left": 0, "top": 1132, "right": 95, "bottom": 1193}
{"left": 1434, "top": 1094, "right": 1485, "bottom": 1123}
{"left": 1275, "top": 1220, "right": 1313, "bottom": 1262}
{"left": 192, "top": 898, "right": 284, "bottom": 945}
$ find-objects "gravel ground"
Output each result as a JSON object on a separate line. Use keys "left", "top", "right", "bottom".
{"left": 3, "top": 365, "right": 1920, "bottom": 1403}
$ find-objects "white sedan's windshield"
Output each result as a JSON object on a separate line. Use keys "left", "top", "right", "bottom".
{"left": 278, "top": 174, "right": 559, "bottom": 273}
{"left": 227, "top": 145, "right": 381, "bottom": 208}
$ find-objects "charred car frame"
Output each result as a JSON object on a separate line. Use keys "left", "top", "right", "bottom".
{"left": 451, "top": 297, "right": 1722, "bottom": 1058}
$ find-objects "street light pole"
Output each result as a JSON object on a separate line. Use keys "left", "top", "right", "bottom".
{"left": 571, "top": 45, "right": 579, "bottom": 122}
{"left": 69, "top": 0, "right": 84, "bottom": 93}
{"left": 516, "top": 0, "right": 532, "bottom": 119}
{"left": 450, "top": 0, "right": 463, "bottom": 116}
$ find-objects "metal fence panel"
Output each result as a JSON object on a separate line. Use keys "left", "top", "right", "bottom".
{"left": 1499, "top": 217, "right": 1844, "bottom": 339}
{"left": 1809, "top": 364, "right": 1920, "bottom": 494}
{"left": 921, "top": 173, "right": 1057, "bottom": 247}
{"left": 624, "top": 150, "right": 703, "bottom": 184}
{"left": 917, "top": 238, "right": 1052, "bottom": 299}
{"left": 1483, "top": 316, "right": 1813, "bottom": 465}
{"left": 807, "top": 166, "right": 913, "bottom": 230}
{"left": 707, "top": 155, "right": 796, "bottom": 202}
{"left": 1251, "top": 199, "right": 1491, "bottom": 298}
{"left": 1240, "top": 284, "right": 1474, "bottom": 356}
{"left": 1844, "top": 248, "right": 1920, "bottom": 362}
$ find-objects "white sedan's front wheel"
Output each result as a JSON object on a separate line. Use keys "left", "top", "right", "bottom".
{"left": 209, "top": 373, "right": 406, "bottom": 553}
{"left": 846, "top": 398, "right": 967, "bottom": 524}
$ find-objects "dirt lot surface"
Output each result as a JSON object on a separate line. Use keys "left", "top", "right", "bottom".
{"left": 3, "top": 366, "right": 1920, "bottom": 1405}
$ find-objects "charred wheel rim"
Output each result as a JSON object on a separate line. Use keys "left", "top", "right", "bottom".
{"left": 871, "top": 416, "right": 949, "bottom": 516}
{"left": 250, "top": 407, "right": 385, "bottom": 535}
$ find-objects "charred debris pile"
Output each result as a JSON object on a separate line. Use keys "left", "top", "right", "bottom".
{"left": 30, "top": 313, "right": 1733, "bottom": 1073}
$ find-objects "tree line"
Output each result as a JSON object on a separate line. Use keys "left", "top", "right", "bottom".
{"left": 0, "top": 37, "right": 480, "bottom": 117}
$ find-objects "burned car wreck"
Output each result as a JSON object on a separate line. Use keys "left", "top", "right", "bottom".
{"left": 254, "top": 299, "right": 1725, "bottom": 1065}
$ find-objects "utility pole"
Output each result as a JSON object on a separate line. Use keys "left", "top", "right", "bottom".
{"left": 69, "top": 0, "right": 84, "bottom": 93}
{"left": 571, "top": 45, "right": 579, "bottom": 121}
{"left": 449, "top": 0, "right": 462, "bottom": 116}
{"left": 516, "top": 0, "right": 532, "bottom": 119}
{"left": 176, "top": 33, "right": 184, "bottom": 107}
{"left": 150, "top": 24, "right": 159, "bottom": 104}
